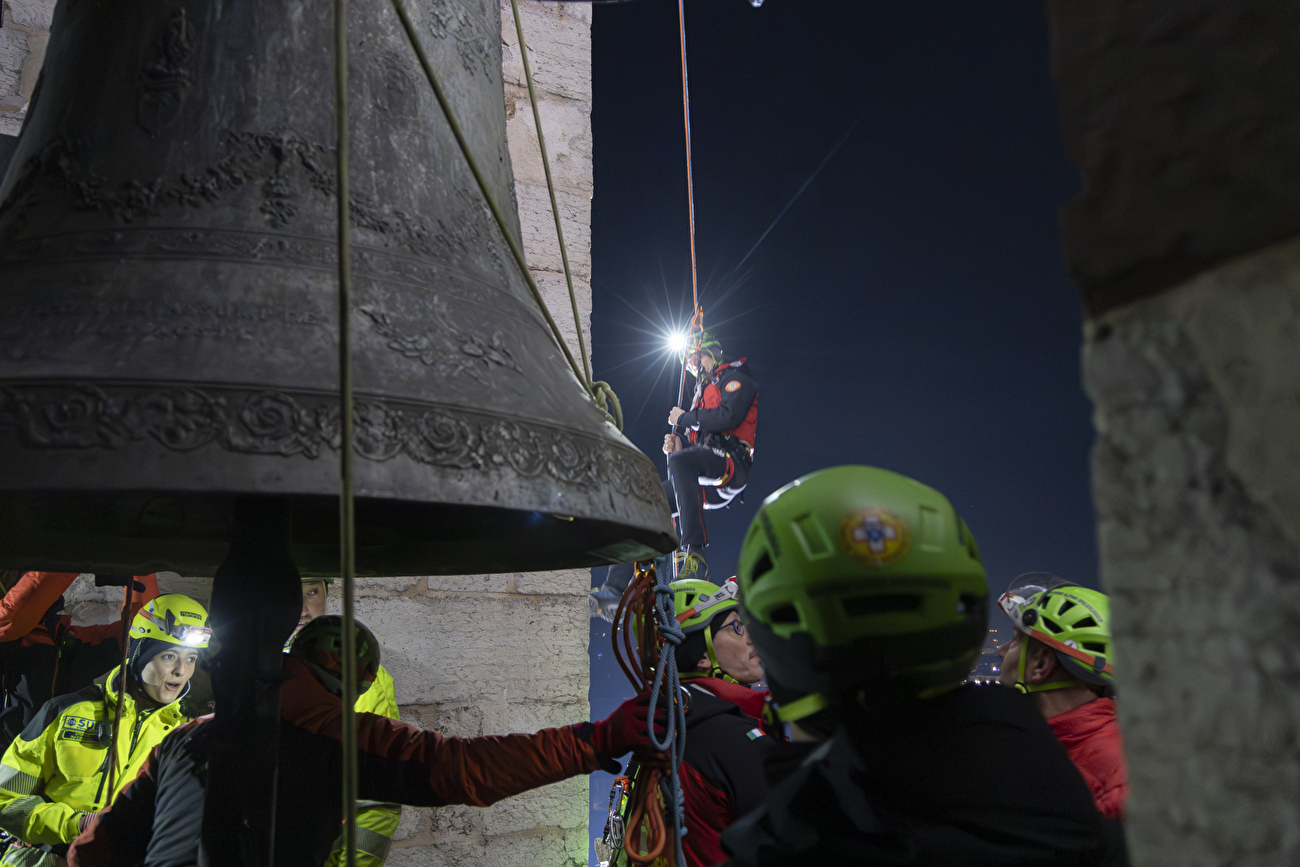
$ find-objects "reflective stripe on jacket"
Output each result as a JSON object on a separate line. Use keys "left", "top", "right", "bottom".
{"left": 327, "top": 664, "right": 402, "bottom": 867}
{"left": 0, "top": 665, "right": 189, "bottom": 846}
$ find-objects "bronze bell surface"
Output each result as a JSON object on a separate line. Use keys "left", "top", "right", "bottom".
{"left": 0, "top": 0, "right": 675, "bottom": 576}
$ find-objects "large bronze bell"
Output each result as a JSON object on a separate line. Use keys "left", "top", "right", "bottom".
{"left": 0, "top": 0, "right": 674, "bottom": 576}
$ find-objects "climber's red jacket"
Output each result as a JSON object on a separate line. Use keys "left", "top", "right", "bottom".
{"left": 677, "top": 360, "right": 758, "bottom": 453}
{"left": 1046, "top": 697, "right": 1128, "bottom": 819}
{"left": 675, "top": 677, "right": 776, "bottom": 866}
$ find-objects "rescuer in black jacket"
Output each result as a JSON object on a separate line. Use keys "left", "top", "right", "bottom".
{"left": 720, "top": 466, "right": 1128, "bottom": 867}
{"left": 590, "top": 333, "right": 758, "bottom": 618}
{"left": 662, "top": 333, "right": 758, "bottom": 583}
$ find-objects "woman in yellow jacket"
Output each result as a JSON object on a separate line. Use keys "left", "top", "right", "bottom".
{"left": 0, "top": 595, "right": 209, "bottom": 866}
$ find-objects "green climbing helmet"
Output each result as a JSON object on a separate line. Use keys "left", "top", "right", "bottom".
{"left": 288, "top": 615, "right": 381, "bottom": 693}
{"left": 998, "top": 573, "right": 1115, "bottom": 689}
{"left": 673, "top": 578, "right": 739, "bottom": 633}
{"left": 737, "top": 465, "right": 987, "bottom": 720}
{"left": 632, "top": 578, "right": 740, "bottom": 677}
{"left": 680, "top": 330, "right": 723, "bottom": 365}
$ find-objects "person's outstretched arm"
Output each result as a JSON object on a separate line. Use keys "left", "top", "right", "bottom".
{"left": 282, "top": 657, "right": 656, "bottom": 808}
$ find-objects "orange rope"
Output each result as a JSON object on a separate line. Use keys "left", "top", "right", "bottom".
{"left": 678, "top": 0, "right": 701, "bottom": 322}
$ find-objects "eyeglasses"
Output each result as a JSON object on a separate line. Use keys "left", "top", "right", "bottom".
{"left": 719, "top": 618, "right": 745, "bottom": 638}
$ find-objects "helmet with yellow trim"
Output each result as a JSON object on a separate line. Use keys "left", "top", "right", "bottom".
{"left": 736, "top": 465, "right": 987, "bottom": 724}
{"left": 129, "top": 594, "right": 211, "bottom": 648}
{"left": 998, "top": 573, "right": 1114, "bottom": 690}
{"left": 634, "top": 578, "right": 742, "bottom": 680}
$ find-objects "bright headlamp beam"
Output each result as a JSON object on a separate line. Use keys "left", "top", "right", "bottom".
{"left": 666, "top": 332, "right": 689, "bottom": 353}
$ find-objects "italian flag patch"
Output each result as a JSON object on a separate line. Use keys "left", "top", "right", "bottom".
{"left": 746, "top": 727, "right": 766, "bottom": 740}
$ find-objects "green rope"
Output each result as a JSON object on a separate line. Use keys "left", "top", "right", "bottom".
{"left": 332, "top": 0, "right": 359, "bottom": 863}
{"left": 510, "top": 0, "right": 592, "bottom": 389}
{"left": 389, "top": 0, "right": 595, "bottom": 403}
{"left": 593, "top": 380, "right": 623, "bottom": 431}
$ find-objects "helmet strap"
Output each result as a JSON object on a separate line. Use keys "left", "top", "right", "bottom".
{"left": 1017, "top": 633, "right": 1083, "bottom": 694}
{"left": 775, "top": 691, "right": 829, "bottom": 723}
{"left": 701, "top": 626, "right": 737, "bottom": 683}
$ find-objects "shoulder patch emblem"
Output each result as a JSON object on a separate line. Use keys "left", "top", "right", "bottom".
{"left": 745, "top": 727, "right": 767, "bottom": 740}
{"left": 724, "top": 380, "right": 742, "bottom": 392}
{"left": 839, "top": 508, "right": 911, "bottom": 567}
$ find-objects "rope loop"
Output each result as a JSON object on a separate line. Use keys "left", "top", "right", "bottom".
{"left": 592, "top": 380, "right": 624, "bottom": 431}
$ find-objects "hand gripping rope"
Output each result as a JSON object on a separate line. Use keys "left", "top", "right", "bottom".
{"left": 606, "top": 561, "right": 689, "bottom": 866}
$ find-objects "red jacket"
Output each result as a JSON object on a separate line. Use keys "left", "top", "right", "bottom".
{"left": 1047, "top": 697, "right": 1128, "bottom": 819}
{"left": 676, "top": 677, "right": 776, "bottom": 866}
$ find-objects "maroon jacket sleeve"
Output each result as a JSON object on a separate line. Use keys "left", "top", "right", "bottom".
{"left": 0, "top": 572, "right": 78, "bottom": 642}
{"left": 281, "top": 657, "right": 603, "bottom": 807}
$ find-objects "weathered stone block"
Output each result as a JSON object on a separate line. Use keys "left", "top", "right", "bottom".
{"left": 349, "top": 593, "right": 589, "bottom": 705}
{"left": 1084, "top": 235, "right": 1300, "bottom": 866}
{"left": 1049, "top": 1, "right": 1300, "bottom": 315}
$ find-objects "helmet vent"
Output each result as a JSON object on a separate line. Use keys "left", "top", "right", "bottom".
{"left": 770, "top": 605, "right": 800, "bottom": 624}
{"left": 750, "top": 551, "right": 775, "bottom": 584}
{"left": 1058, "top": 600, "right": 1077, "bottom": 614}
{"left": 1083, "top": 641, "right": 1107, "bottom": 653}
{"left": 1074, "top": 616, "right": 1099, "bottom": 629}
{"left": 842, "top": 594, "right": 922, "bottom": 617}
{"left": 1041, "top": 617, "right": 1063, "bottom": 633}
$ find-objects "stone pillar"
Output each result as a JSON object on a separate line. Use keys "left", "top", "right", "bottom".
{"left": 1050, "top": 3, "right": 1300, "bottom": 864}
{"left": 0, "top": 0, "right": 51, "bottom": 135}
{"left": 370, "top": 4, "right": 594, "bottom": 865}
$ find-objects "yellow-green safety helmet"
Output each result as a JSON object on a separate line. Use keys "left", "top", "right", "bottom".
{"left": 737, "top": 465, "right": 987, "bottom": 721}
{"left": 129, "top": 594, "right": 212, "bottom": 649}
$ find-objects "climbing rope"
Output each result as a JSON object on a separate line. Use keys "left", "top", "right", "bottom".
{"left": 610, "top": 561, "right": 688, "bottom": 866}
{"left": 392, "top": 0, "right": 631, "bottom": 430}
{"left": 332, "top": 0, "right": 360, "bottom": 862}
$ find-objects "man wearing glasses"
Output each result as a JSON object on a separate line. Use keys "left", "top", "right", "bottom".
{"left": 636, "top": 578, "right": 775, "bottom": 867}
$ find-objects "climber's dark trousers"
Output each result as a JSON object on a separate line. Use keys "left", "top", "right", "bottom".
{"left": 665, "top": 445, "right": 747, "bottom": 550}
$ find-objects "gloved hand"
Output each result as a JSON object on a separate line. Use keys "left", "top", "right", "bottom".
{"left": 590, "top": 693, "right": 669, "bottom": 758}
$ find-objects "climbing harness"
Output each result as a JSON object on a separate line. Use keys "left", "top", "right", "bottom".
{"left": 600, "top": 560, "right": 689, "bottom": 866}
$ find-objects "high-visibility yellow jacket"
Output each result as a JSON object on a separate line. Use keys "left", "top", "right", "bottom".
{"left": 325, "top": 663, "right": 401, "bottom": 867}
{"left": 0, "top": 667, "right": 189, "bottom": 846}
{"left": 354, "top": 665, "right": 398, "bottom": 720}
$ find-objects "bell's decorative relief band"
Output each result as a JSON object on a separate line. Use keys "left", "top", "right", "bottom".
{"left": 0, "top": 383, "right": 661, "bottom": 504}
{"left": 0, "top": 133, "right": 510, "bottom": 286}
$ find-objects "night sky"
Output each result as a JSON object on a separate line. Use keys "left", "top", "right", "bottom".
{"left": 584, "top": 0, "right": 1095, "bottom": 858}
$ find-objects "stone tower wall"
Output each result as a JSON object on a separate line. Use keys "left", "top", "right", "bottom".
{"left": 1050, "top": 3, "right": 1300, "bottom": 864}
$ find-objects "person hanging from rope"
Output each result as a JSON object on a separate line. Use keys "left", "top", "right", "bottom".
{"left": 67, "top": 615, "right": 667, "bottom": 867}
{"left": 718, "top": 466, "right": 1129, "bottom": 867}
{"left": 0, "top": 595, "right": 208, "bottom": 867}
{"left": 606, "top": 577, "right": 776, "bottom": 866}
{"left": 0, "top": 572, "right": 160, "bottom": 755}
{"left": 288, "top": 578, "right": 402, "bottom": 867}
{"left": 661, "top": 332, "right": 758, "bottom": 584}
{"left": 997, "top": 576, "right": 1128, "bottom": 819}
